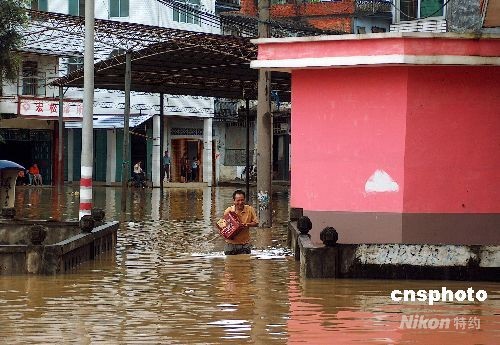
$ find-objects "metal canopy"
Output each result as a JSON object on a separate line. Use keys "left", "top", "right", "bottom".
{"left": 24, "top": 10, "right": 292, "bottom": 101}
{"left": 64, "top": 114, "right": 153, "bottom": 129}
{"left": 52, "top": 37, "right": 291, "bottom": 101}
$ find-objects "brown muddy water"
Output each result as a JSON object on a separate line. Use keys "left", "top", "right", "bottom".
{"left": 0, "top": 186, "right": 499, "bottom": 344}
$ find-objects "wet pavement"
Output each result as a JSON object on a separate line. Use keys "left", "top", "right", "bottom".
{"left": 0, "top": 185, "right": 499, "bottom": 344}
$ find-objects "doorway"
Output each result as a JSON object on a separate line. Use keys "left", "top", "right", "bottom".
{"left": 130, "top": 126, "right": 148, "bottom": 177}
{"left": 171, "top": 138, "right": 203, "bottom": 182}
{"left": 0, "top": 129, "right": 53, "bottom": 184}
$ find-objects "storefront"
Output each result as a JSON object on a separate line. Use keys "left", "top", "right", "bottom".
{"left": 0, "top": 127, "right": 53, "bottom": 184}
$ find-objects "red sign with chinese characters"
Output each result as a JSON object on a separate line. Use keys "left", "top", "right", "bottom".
{"left": 18, "top": 96, "right": 83, "bottom": 120}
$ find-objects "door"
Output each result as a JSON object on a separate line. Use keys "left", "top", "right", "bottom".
{"left": 171, "top": 138, "right": 202, "bottom": 182}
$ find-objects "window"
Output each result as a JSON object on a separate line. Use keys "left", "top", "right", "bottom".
{"left": 22, "top": 61, "right": 45, "bottom": 96}
{"left": 110, "top": 0, "right": 129, "bottom": 17}
{"left": 67, "top": 57, "right": 84, "bottom": 74}
{"left": 31, "top": 0, "right": 48, "bottom": 11}
{"left": 173, "top": 0, "right": 201, "bottom": 25}
{"left": 68, "top": 0, "right": 85, "bottom": 16}
{"left": 399, "top": 0, "right": 445, "bottom": 21}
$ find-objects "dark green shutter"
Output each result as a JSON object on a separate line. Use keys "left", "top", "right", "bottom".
{"left": 420, "top": 0, "right": 444, "bottom": 18}
{"left": 39, "top": 0, "right": 48, "bottom": 11}
{"left": 121, "top": 0, "right": 129, "bottom": 16}
{"left": 72, "top": 129, "right": 82, "bottom": 181}
{"left": 94, "top": 129, "right": 107, "bottom": 181}
{"left": 64, "top": 128, "right": 68, "bottom": 181}
{"left": 68, "top": 0, "right": 78, "bottom": 16}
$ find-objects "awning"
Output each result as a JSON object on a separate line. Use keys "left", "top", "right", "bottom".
{"left": 64, "top": 114, "right": 153, "bottom": 129}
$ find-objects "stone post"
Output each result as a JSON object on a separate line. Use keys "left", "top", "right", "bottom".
{"left": 0, "top": 169, "right": 20, "bottom": 213}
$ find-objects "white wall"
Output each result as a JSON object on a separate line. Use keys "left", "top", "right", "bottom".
{"left": 213, "top": 121, "right": 256, "bottom": 182}
{"left": 51, "top": 0, "right": 217, "bottom": 119}
{"left": 0, "top": 53, "right": 60, "bottom": 115}
{"left": 354, "top": 17, "right": 391, "bottom": 33}
{"left": 47, "top": 0, "right": 217, "bottom": 33}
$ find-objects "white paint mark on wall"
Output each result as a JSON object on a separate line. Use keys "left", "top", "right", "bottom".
{"left": 365, "top": 169, "right": 399, "bottom": 193}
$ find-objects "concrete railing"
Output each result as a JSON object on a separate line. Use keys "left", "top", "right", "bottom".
{"left": 0, "top": 220, "right": 119, "bottom": 275}
{"left": 288, "top": 211, "right": 500, "bottom": 281}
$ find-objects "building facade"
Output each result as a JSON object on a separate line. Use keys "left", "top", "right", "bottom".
{"left": 1, "top": 0, "right": 219, "bottom": 186}
{"left": 252, "top": 32, "right": 500, "bottom": 245}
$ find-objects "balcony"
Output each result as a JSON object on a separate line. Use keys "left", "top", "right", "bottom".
{"left": 216, "top": 0, "right": 241, "bottom": 13}
{"left": 355, "top": 0, "right": 392, "bottom": 14}
{"left": 390, "top": 18, "right": 447, "bottom": 33}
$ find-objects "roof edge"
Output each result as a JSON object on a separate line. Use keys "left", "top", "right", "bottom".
{"left": 251, "top": 32, "right": 500, "bottom": 45}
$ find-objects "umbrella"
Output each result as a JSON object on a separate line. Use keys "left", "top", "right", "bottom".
{"left": 0, "top": 160, "right": 25, "bottom": 171}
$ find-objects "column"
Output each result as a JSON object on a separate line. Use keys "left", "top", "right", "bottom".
{"left": 203, "top": 117, "right": 213, "bottom": 186}
{"left": 67, "top": 129, "right": 74, "bottom": 182}
{"left": 106, "top": 129, "right": 116, "bottom": 184}
{"left": 152, "top": 114, "right": 161, "bottom": 187}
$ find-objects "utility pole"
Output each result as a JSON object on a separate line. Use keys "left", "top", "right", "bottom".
{"left": 120, "top": 51, "right": 131, "bottom": 212}
{"left": 79, "top": 0, "right": 95, "bottom": 219}
{"left": 257, "top": 0, "right": 272, "bottom": 227}
{"left": 245, "top": 98, "right": 250, "bottom": 199}
{"left": 58, "top": 85, "right": 64, "bottom": 188}
{"left": 159, "top": 93, "right": 164, "bottom": 192}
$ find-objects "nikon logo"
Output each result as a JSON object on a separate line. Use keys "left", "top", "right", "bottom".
{"left": 399, "top": 315, "right": 451, "bottom": 329}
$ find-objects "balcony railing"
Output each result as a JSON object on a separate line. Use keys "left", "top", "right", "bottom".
{"left": 19, "top": 72, "right": 47, "bottom": 97}
{"left": 216, "top": 0, "right": 240, "bottom": 6}
{"left": 356, "top": 0, "right": 392, "bottom": 13}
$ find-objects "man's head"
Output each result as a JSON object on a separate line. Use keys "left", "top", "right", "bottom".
{"left": 232, "top": 189, "right": 246, "bottom": 211}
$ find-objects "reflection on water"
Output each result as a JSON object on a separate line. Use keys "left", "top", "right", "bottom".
{"left": 1, "top": 186, "right": 499, "bottom": 344}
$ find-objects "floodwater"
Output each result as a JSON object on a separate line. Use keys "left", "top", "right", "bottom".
{"left": 1, "top": 186, "right": 499, "bottom": 344}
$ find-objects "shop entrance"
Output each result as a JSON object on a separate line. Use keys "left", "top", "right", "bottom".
{"left": 171, "top": 139, "right": 202, "bottom": 182}
{"left": 0, "top": 129, "right": 53, "bottom": 184}
{"left": 130, "top": 126, "right": 148, "bottom": 179}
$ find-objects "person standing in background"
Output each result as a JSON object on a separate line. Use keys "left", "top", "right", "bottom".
{"left": 163, "top": 150, "right": 171, "bottom": 182}
{"left": 28, "top": 163, "right": 42, "bottom": 185}
{"left": 191, "top": 156, "right": 200, "bottom": 182}
{"left": 180, "top": 154, "right": 189, "bottom": 183}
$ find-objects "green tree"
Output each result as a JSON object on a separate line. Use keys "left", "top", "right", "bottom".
{"left": 1, "top": 0, "right": 28, "bottom": 83}
{"left": 1, "top": 0, "right": 27, "bottom": 143}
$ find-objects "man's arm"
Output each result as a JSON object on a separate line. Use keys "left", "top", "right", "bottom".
{"left": 244, "top": 207, "right": 259, "bottom": 227}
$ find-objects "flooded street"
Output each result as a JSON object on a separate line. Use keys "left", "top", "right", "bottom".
{"left": 1, "top": 186, "right": 499, "bottom": 344}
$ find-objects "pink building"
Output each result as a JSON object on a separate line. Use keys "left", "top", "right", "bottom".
{"left": 252, "top": 33, "right": 500, "bottom": 245}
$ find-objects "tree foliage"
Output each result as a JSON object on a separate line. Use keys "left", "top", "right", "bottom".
{"left": 0, "top": 0, "right": 28, "bottom": 83}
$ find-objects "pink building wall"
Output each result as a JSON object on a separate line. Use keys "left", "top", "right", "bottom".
{"left": 253, "top": 34, "right": 500, "bottom": 245}
{"left": 291, "top": 65, "right": 500, "bottom": 244}
{"left": 291, "top": 67, "right": 407, "bottom": 213}
{"left": 404, "top": 66, "right": 500, "bottom": 214}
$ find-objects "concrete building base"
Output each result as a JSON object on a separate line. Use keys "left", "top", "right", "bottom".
{"left": 288, "top": 221, "right": 500, "bottom": 281}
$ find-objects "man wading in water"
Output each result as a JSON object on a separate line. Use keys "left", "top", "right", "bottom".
{"left": 223, "top": 189, "right": 259, "bottom": 255}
